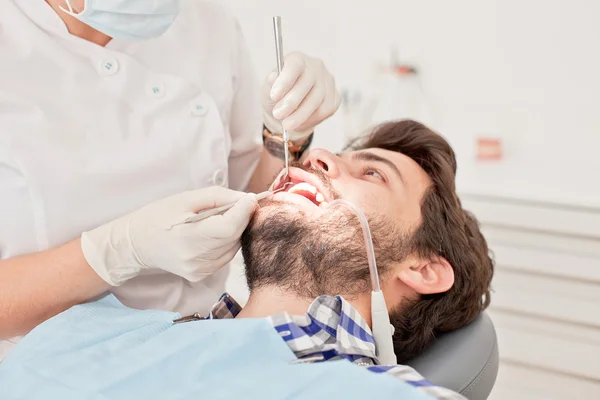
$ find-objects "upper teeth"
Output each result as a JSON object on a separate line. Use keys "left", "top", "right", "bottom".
{"left": 288, "top": 182, "right": 325, "bottom": 204}
{"left": 289, "top": 182, "right": 317, "bottom": 194}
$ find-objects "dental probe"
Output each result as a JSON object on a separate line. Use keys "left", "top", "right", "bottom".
{"left": 273, "top": 16, "right": 290, "bottom": 179}
{"left": 174, "top": 184, "right": 292, "bottom": 226}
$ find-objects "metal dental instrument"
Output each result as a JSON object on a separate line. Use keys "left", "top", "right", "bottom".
{"left": 273, "top": 16, "right": 290, "bottom": 179}
{"left": 174, "top": 183, "right": 292, "bottom": 226}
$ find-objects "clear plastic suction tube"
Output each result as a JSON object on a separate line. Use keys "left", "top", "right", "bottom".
{"left": 328, "top": 199, "right": 380, "bottom": 292}
{"left": 327, "top": 199, "right": 397, "bottom": 365}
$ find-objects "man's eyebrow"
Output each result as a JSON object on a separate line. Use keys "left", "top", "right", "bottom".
{"left": 351, "top": 151, "right": 404, "bottom": 183}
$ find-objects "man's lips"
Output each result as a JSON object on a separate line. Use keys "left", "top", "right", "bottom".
{"left": 263, "top": 167, "right": 335, "bottom": 211}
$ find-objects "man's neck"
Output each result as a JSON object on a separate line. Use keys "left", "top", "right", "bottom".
{"left": 237, "top": 286, "right": 373, "bottom": 327}
{"left": 236, "top": 287, "right": 312, "bottom": 319}
{"left": 45, "top": 1, "right": 112, "bottom": 46}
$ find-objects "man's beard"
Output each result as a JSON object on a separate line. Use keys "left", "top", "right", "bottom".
{"left": 241, "top": 168, "right": 412, "bottom": 299}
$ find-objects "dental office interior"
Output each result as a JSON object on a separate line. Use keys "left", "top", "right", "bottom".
{"left": 224, "top": 0, "right": 600, "bottom": 399}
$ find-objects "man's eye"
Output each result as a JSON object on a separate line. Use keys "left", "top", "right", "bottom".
{"left": 362, "top": 168, "right": 385, "bottom": 181}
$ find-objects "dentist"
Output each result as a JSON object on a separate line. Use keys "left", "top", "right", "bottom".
{"left": 0, "top": 0, "right": 340, "bottom": 350}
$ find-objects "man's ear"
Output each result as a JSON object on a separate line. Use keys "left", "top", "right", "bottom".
{"left": 398, "top": 257, "right": 454, "bottom": 295}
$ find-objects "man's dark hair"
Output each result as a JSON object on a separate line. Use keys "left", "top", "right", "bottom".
{"left": 350, "top": 120, "right": 494, "bottom": 363}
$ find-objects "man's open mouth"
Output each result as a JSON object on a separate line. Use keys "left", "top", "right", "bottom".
{"left": 272, "top": 168, "right": 334, "bottom": 207}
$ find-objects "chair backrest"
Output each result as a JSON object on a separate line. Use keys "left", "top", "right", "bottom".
{"left": 405, "top": 311, "right": 499, "bottom": 400}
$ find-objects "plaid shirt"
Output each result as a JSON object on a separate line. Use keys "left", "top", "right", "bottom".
{"left": 187, "top": 293, "right": 465, "bottom": 400}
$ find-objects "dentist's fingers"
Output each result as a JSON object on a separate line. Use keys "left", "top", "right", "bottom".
{"left": 169, "top": 187, "right": 246, "bottom": 212}
{"left": 294, "top": 79, "right": 341, "bottom": 133}
{"left": 184, "top": 241, "right": 242, "bottom": 282}
{"left": 267, "top": 70, "right": 278, "bottom": 86}
{"left": 261, "top": 71, "right": 279, "bottom": 111}
{"left": 207, "top": 241, "right": 242, "bottom": 270}
{"left": 282, "top": 82, "right": 326, "bottom": 132}
{"left": 261, "top": 52, "right": 339, "bottom": 139}
{"left": 270, "top": 53, "right": 305, "bottom": 102}
{"left": 206, "top": 194, "right": 258, "bottom": 239}
{"left": 272, "top": 70, "right": 317, "bottom": 121}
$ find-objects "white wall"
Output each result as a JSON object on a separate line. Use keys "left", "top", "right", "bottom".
{"left": 222, "top": 0, "right": 600, "bottom": 207}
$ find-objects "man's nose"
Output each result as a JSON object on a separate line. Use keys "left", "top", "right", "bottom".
{"left": 303, "top": 149, "right": 341, "bottom": 179}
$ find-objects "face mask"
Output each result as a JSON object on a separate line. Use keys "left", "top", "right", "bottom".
{"left": 60, "top": 0, "right": 184, "bottom": 41}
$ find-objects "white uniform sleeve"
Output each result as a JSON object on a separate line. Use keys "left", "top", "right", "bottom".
{"left": 227, "top": 22, "right": 263, "bottom": 192}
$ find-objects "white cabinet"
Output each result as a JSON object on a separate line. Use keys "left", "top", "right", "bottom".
{"left": 462, "top": 194, "right": 600, "bottom": 399}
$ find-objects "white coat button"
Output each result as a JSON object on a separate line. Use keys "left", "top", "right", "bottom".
{"left": 148, "top": 84, "right": 165, "bottom": 99}
{"left": 189, "top": 98, "right": 209, "bottom": 116}
{"left": 213, "top": 170, "right": 226, "bottom": 186}
{"left": 100, "top": 59, "right": 119, "bottom": 76}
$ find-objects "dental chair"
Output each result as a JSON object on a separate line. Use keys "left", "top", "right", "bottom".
{"left": 405, "top": 311, "right": 499, "bottom": 400}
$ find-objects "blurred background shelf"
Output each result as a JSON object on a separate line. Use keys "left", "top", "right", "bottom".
{"left": 461, "top": 194, "right": 600, "bottom": 399}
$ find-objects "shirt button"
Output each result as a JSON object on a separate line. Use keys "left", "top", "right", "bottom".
{"left": 212, "top": 169, "right": 226, "bottom": 186}
{"left": 99, "top": 59, "right": 119, "bottom": 76}
{"left": 147, "top": 84, "right": 165, "bottom": 99}
{"left": 189, "top": 97, "right": 209, "bottom": 116}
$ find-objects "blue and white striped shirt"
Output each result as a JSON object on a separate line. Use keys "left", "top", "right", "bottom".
{"left": 184, "top": 293, "right": 465, "bottom": 400}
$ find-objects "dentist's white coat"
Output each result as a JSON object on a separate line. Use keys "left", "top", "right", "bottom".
{"left": 0, "top": 0, "right": 260, "bottom": 341}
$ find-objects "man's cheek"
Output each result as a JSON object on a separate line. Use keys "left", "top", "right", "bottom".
{"left": 344, "top": 191, "right": 381, "bottom": 215}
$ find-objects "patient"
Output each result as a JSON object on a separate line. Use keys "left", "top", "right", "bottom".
{"left": 184, "top": 120, "right": 493, "bottom": 397}
{"left": 0, "top": 120, "right": 493, "bottom": 400}
{"left": 239, "top": 119, "right": 494, "bottom": 361}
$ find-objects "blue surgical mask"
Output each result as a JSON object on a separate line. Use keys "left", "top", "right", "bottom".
{"left": 60, "top": 0, "right": 184, "bottom": 41}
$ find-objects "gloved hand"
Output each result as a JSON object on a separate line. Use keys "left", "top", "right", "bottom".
{"left": 261, "top": 52, "right": 341, "bottom": 140}
{"left": 81, "top": 187, "right": 257, "bottom": 286}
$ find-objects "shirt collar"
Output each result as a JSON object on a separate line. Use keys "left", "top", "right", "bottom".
{"left": 208, "top": 293, "right": 243, "bottom": 319}
{"left": 206, "top": 293, "right": 379, "bottom": 364}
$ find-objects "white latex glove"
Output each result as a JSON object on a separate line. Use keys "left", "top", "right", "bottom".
{"left": 81, "top": 187, "right": 257, "bottom": 286}
{"left": 261, "top": 52, "right": 341, "bottom": 140}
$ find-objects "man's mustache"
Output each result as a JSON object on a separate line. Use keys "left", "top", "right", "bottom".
{"left": 289, "top": 161, "right": 341, "bottom": 200}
